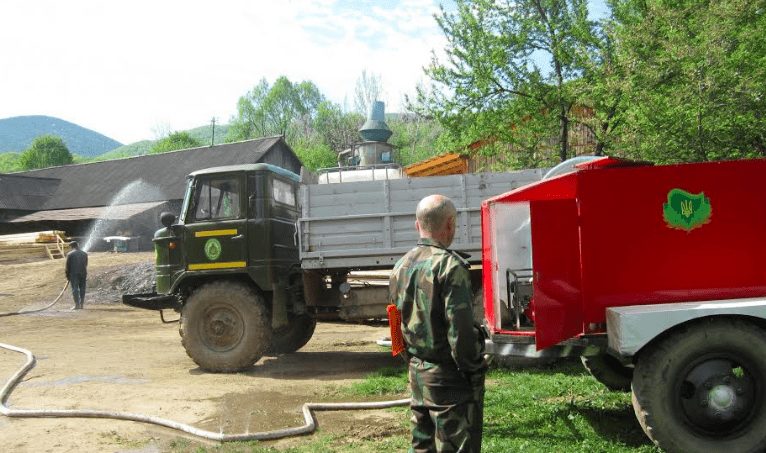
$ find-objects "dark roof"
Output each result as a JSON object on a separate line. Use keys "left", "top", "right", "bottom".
{"left": 0, "top": 174, "right": 61, "bottom": 210}
{"left": 9, "top": 136, "right": 301, "bottom": 210}
{"left": 10, "top": 201, "right": 166, "bottom": 222}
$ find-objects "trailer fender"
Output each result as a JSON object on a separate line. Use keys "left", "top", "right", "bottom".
{"left": 606, "top": 297, "right": 766, "bottom": 358}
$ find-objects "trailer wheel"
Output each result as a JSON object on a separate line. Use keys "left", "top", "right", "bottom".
{"left": 581, "top": 354, "right": 633, "bottom": 392}
{"left": 631, "top": 318, "right": 766, "bottom": 453}
{"left": 180, "top": 282, "right": 271, "bottom": 373}
{"left": 267, "top": 313, "right": 316, "bottom": 354}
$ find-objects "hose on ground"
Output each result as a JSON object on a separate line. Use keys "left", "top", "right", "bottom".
{"left": 0, "top": 342, "right": 409, "bottom": 441}
{"left": 0, "top": 281, "right": 410, "bottom": 442}
{"left": 0, "top": 282, "right": 69, "bottom": 318}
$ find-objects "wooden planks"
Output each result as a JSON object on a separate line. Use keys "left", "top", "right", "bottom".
{"left": 0, "top": 231, "right": 68, "bottom": 263}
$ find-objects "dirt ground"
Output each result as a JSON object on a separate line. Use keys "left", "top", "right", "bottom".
{"left": 0, "top": 252, "right": 407, "bottom": 452}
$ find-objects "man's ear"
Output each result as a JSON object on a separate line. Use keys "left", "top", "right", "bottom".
{"left": 415, "top": 220, "right": 422, "bottom": 234}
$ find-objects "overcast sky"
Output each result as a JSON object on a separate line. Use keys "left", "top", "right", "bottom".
{"left": 0, "top": 0, "right": 449, "bottom": 144}
{"left": 1, "top": 0, "right": 609, "bottom": 146}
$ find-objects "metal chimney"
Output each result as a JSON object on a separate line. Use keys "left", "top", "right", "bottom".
{"left": 359, "top": 101, "right": 392, "bottom": 143}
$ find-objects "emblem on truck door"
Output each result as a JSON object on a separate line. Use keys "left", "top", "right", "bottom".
{"left": 204, "top": 238, "right": 222, "bottom": 260}
{"left": 663, "top": 188, "right": 712, "bottom": 231}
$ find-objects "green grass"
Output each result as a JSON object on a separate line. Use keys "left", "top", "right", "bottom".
{"left": 171, "top": 359, "right": 660, "bottom": 453}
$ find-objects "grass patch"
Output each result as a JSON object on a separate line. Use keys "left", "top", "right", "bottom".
{"left": 342, "top": 366, "right": 409, "bottom": 397}
{"left": 171, "top": 359, "right": 660, "bottom": 452}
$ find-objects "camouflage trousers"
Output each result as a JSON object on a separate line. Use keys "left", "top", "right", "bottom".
{"left": 408, "top": 357, "right": 486, "bottom": 453}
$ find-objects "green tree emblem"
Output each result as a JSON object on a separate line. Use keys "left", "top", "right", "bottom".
{"left": 204, "top": 238, "right": 222, "bottom": 261}
{"left": 663, "top": 189, "right": 712, "bottom": 231}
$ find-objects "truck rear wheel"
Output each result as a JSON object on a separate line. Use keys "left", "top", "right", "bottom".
{"left": 631, "top": 318, "right": 766, "bottom": 453}
{"left": 581, "top": 354, "right": 633, "bottom": 392}
{"left": 267, "top": 313, "right": 316, "bottom": 355}
{"left": 180, "top": 282, "right": 271, "bottom": 373}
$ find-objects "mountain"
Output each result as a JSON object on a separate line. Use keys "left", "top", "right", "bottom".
{"left": 0, "top": 115, "right": 122, "bottom": 157}
{"left": 95, "top": 123, "right": 230, "bottom": 161}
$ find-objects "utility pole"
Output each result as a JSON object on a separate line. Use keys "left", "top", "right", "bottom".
{"left": 210, "top": 117, "right": 216, "bottom": 146}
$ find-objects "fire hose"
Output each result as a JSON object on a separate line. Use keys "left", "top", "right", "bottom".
{"left": 0, "top": 282, "right": 69, "bottom": 318}
{"left": 0, "top": 282, "right": 410, "bottom": 442}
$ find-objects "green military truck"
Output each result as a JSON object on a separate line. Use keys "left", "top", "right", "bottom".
{"left": 124, "top": 164, "right": 313, "bottom": 372}
{"left": 124, "top": 162, "right": 543, "bottom": 372}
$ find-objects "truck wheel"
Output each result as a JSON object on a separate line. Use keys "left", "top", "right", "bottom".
{"left": 180, "top": 282, "right": 271, "bottom": 373}
{"left": 581, "top": 354, "right": 633, "bottom": 392}
{"left": 631, "top": 318, "right": 766, "bottom": 453}
{"left": 267, "top": 314, "right": 316, "bottom": 355}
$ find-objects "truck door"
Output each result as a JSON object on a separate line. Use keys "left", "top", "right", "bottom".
{"left": 184, "top": 174, "right": 247, "bottom": 271}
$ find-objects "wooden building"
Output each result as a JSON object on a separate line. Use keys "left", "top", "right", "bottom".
{"left": 0, "top": 137, "right": 301, "bottom": 250}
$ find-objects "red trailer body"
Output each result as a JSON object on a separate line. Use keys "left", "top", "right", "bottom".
{"left": 482, "top": 157, "right": 766, "bottom": 349}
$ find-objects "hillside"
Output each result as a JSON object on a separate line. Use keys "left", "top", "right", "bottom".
{"left": 0, "top": 115, "right": 122, "bottom": 156}
{"left": 95, "top": 123, "right": 230, "bottom": 161}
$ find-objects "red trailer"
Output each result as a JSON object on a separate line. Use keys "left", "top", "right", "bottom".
{"left": 481, "top": 157, "right": 766, "bottom": 452}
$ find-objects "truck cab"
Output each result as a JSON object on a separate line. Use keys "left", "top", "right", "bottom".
{"left": 125, "top": 163, "right": 315, "bottom": 372}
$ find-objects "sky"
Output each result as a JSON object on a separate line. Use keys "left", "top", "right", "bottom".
{"left": 0, "top": 0, "right": 609, "bottom": 146}
{"left": 0, "top": 0, "right": 449, "bottom": 144}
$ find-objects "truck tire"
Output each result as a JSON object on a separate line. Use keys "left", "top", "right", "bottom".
{"left": 581, "top": 354, "right": 633, "bottom": 392}
{"left": 180, "top": 282, "right": 271, "bottom": 373}
{"left": 631, "top": 317, "right": 766, "bottom": 453}
{"left": 267, "top": 314, "right": 316, "bottom": 355}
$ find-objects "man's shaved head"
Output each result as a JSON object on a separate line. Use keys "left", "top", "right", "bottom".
{"left": 416, "top": 195, "right": 457, "bottom": 247}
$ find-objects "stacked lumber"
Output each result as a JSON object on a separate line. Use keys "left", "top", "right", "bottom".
{"left": 0, "top": 231, "right": 68, "bottom": 264}
{"left": 0, "top": 231, "right": 65, "bottom": 245}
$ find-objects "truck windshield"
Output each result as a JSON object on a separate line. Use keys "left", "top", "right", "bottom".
{"left": 190, "top": 177, "right": 241, "bottom": 221}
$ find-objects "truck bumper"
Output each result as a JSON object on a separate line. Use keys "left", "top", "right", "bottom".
{"left": 122, "top": 292, "right": 181, "bottom": 311}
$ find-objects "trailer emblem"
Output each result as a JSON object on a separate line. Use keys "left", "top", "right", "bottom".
{"left": 204, "top": 238, "right": 222, "bottom": 261}
{"left": 663, "top": 189, "right": 712, "bottom": 231}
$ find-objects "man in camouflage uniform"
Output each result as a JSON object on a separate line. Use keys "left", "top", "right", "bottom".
{"left": 390, "top": 194, "right": 488, "bottom": 453}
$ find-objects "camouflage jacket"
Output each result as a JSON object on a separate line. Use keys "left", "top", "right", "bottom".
{"left": 389, "top": 238, "right": 485, "bottom": 376}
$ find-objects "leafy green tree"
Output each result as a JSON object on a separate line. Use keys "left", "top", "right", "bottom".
{"left": 571, "top": 19, "right": 626, "bottom": 156}
{"left": 150, "top": 131, "right": 203, "bottom": 154}
{"left": 290, "top": 136, "right": 338, "bottom": 171}
{"left": 388, "top": 113, "right": 444, "bottom": 166}
{"left": 314, "top": 101, "right": 364, "bottom": 152}
{"left": 420, "top": 0, "right": 597, "bottom": 165}
{"left": 612, "top": 0, "right": 766, "bottom": 163}
{"left": 228, "top": 76, "right": 324, "bottom": 143}
{"left": 0, "top": 152, "right": 21, "bottom": 173}
{"left": 19, "top": 135, "right": 73, "bottom": 170}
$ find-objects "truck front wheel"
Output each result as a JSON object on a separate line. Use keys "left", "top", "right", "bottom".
{"left": 180, "top": 282, "right": 272, "bottom": 372}
{"left": 631, "top": 317, "right": 766, "bottom": 453}
{"left": 268, "top": 313, "right": 316, "bottom": 355}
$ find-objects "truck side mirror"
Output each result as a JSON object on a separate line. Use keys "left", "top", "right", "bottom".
{"left": 160, "top": 212, "right": 176, "bottom": 228}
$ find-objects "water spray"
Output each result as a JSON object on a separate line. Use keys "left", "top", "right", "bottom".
{"left": 82, "top": 179, "right": 165, "bottom": 252}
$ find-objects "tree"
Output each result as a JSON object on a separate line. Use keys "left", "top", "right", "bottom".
{"left": 0, "top": 152, "right": 21, "bottom": 173}
{"left": 290, "top": 137, "right": 339, "bottom": 171}
{"left": 228, "top": 76, "right": 325, "bottom": 143}
{"left": 420, "top": 0, "right": 597, "bottom": 165}
{"left": 19, "top": 135, "right": 73, "bottom": 170}
{"left": 611, "top": 0, "right": 766, "bottom": 163}
{"left": 354, "top": 70, "right": 384, "bottom": 115}
{"left": 150, "top": 131, "right": 203, "bottom": 154}
{"left": 314, "top": 101, "right": 364, "bottom": 152}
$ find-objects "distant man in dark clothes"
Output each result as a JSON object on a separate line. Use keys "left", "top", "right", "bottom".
{"left": 65, "top": 241, "right": 88, "bottom": 310}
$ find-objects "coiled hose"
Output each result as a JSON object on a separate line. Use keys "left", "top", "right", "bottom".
{"left": 0, "top": 282, "right": 410, "bottom": 442}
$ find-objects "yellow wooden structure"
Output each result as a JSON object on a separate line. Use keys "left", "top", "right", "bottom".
{"left": 403, "top": 152, "right": 469, "bottom": 177}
